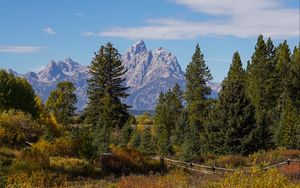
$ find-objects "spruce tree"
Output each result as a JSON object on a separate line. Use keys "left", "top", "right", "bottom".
{"left": 246, "top": 35, "right": 276, "bottom": 150}
{"left": 185, "top": 44, "right": 212, "bottom": 131}
{"left": 129, "top": 130, "right": 141, "bottom": 149}
{"left": 46, "top": 81, "right": 77, "bottom": 125}
{"left": 276, "top": 98, "right": 299, "bottom": 149}
{"left": 154, "top": 84, "right": 184, "bottom": 155}
{"left": 275, "top": 40, "right": 292, "bottom": 112}
{"left": 139, "top": 127, "right": 154, "bottom": 154}
{"left": 120, "top": 122, "right": 133, "bottom": 147}
{"left": 85, "top": 42, "right": 129, "bottom": 127}
{"left": 290, "top": 45, "right": 300, "bottom": 112}
{"left": 219, "top": 52, "right": 256, "bottom": 155}
{"left": 180, "top": 124, "right": 199, "bottom": 161}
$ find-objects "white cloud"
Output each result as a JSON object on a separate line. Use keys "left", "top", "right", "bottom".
{"left": 75, "top": 12, "right": 84, "bottom": 17}
{"left": 82, "top": 31, "right": 95, "bottom": 36}
{"left": 0, "top": 46, "right": 45, "bottom": 53}
{"left": 92, "top": 0, "right": 299, "bottom": 39}
{"left": 30, "top": 65, "right": 45, "bottom": 72}
{"left": 43, "top": 27, "right": 56, "bottom": 35}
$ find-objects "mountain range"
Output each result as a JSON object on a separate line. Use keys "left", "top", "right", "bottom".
{"left": 11, "top": 40, "right": 221, "bottom": 112}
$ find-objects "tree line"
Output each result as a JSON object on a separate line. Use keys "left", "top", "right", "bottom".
{"left": 0, "top": 35, "right": 299, "bottom": 161}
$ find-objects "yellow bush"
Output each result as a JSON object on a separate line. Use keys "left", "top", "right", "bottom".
{"left": 52, "top": 136, "right": 75, "bottom": 156}
{"left": 214, "top": 167, "right": 294, "bottom": 188}
{"left": 32, "top": 139, "right": 53, "bottom": 155}
{"left": 7, "top": 170, "right": 66, "bottom": 187}
{"left": 0, "top": 110, "right": 41, "bottom": 147}
{"left": 116, "top": 169, "right": 189, "bottom": 188}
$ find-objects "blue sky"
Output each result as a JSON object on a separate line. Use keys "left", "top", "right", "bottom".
{"left": 0, "top": 0, "right": 299, "bottom": 82}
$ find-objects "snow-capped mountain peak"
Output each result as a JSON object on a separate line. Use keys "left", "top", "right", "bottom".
{"left": 17, "top": 40, "right": 220, "bottom": 111}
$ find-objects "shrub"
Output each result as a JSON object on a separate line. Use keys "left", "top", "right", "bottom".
{"left": 213, "top": 166, "right": 294, "bottom": 188}
{"left": 0, "top": 110, "right": 42, "bottom": 147}
{"left": 100, "top": 146, "right": 164, "bottom": 175}
{"left": 6, "top": 170, "right": 66, "bottom": 187}
{"left": 279, "top": 163, "right": 300, "bottom": 181}
{"left": 207, "top": 154, "right": 249, "bottom": 168}
{"left": 50, "top": 156, "right": 101, "bottom": 177}
{"left": 116, "top": 169, "right": 189, "bottom": 188}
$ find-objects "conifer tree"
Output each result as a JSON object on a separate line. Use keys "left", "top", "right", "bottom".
{"left": 290, "top": 45, "right": 300, "bottom": 112}
{"left": 185, "top": 44, "right": 212, "bottom": 131}
{"left": 246, "top": 35, "right": 276, "bottom": 150}
{"left": 139, "top": 127, "right": 154, "bottom": 154}
{"left": 120, "top": 122, "right": 133, "bottom": 147}
{"left": 46, "top": 81, "right": 77, "bottom": 125}
{"left": 275, "top": 40, "right": 292, "bottom": 111}
{"left": 155, "top": 84, "right": 184, "bottom": 155}
{"left": 180, "top": 124, "right": 199, "bottom": 161}
{"left": 129, "top": 130, "right": 141, "bottom": 149}
{"left": 276, "top": 98, "right": 299, "bottom": 149}
{"left": 85, "top": 42, "right": 129, "bottom": 127}
{"left": 219, "top": 52, "right": 256, "bottom": 155}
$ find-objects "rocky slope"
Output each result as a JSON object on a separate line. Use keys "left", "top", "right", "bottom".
{"left": 16, "top": 41, "right": 220, "bottom": 111}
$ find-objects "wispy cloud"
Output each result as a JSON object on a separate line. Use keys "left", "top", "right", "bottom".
{"left": 30, "top": 65, "right": 45, "bottom": 72}
{"left": 82, "top": 31, "right": 95, "bottom": 36}
{"left": 90, "top": 0, "right": 299, "bottom": 40}
{"left": 43, "top": 27, "right": 56, "bottom": 35}
{"left": 0, "top": 46, "right": 45, "bottom": 53}
{"left": 75, "top": 12, "right": 84, "bottom": 17}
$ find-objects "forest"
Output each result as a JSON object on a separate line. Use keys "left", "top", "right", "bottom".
{"left": 0, "top": 35, "right": 299, "bottom": 187}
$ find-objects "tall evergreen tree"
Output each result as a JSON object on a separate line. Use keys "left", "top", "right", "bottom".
{"left": 275, "top": 40, "right": 292, "bottom": 111}
{"left": 218, "top": 52, "right": 256, "bottom": 155}
{"left": 120, "top": 122, "right": 133, "bottom": 147}
{"left": 139, "top": 128, "right": 154, "bottom": 154}
{"left": 276, "top": 98, "right": 299, "bottom": 149}
{"left": 290, "top": 45, "right": 300, "bottom": 112}
{"left": 155, "top": 84, "right": 184, "bottom": 155}
{"left": 246, "top": 35, "right": 276, "bottom": 150}
{"left": 85, "top": 42, "right": 130, "bottom": 127}
{"left": 46, "top": 81, "right": 77, "bottom": 125}
{"left": 185, "top": 44, "right": 212, "bottom": 131}
{"left": 180, "top": 123, "right": 200, "bottom": 161}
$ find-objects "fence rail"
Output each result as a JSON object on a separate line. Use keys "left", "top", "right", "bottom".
{"left": 153, "top": 156, "right": 300, "bottom": 175}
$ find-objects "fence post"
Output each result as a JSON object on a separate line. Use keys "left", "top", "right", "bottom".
{"left": 287, "top": 159, "right": 290, "bottom": 165}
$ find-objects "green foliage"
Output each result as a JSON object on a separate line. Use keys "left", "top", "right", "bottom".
{"left": 0, "top": 69, "right": 39, "bottom": 118}
{"left": 139, "top": 128, "right": 155, "bottom": 155}
{"left": 155, "top": 84, "right": 184, "bottom": 155}
{"left": 276, "top": 98, "right": 299, "bottom": 149}
{"left": 185, "top": 44, "right": 212, "bottom": 131}
{"left": 46, "top": 81, "right": 77, "bottom": 125}
{"left": 85, "top": 42, "right": 130, "bottom": 127}
{"left": 217, "top": 52, "right": 256, "bottom": 155}
{"left": 120, "top": 122, "right": 133, "bottom": 148}
{"left": 0, "top": 110, "right": 42, "bottom": 147}
{"left": 129, "top": 130, "right": 141, "bottom": 149}
{"left": 180, "top": 123, "right": 200, "bottom": 161}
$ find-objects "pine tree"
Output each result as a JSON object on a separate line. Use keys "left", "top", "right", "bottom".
{"left": 276, "top": 98, "right": 299, "bottom": 149}
{"left": 275, "top": 40, "right": 292, "bottom": 112}
{"left": 46, "top": 81, "right": 77, "bottom": 125}
{"left": 120, "top": 122, "right": 133, "bottom": 147}
{"left": 139, "top": 127, "right": 154, "bottom": 154}
{"left": 174, "top": 109, "right": 188, "bottom": 146}
{"left": 290, "top": 45, "right": 300, "bottom": 112}
{"left": 185, "top": 44, "right": 212, "bottom": 131}
{"left": 218, "top": 52, "right": 256, "bottom": 155}
{"left": 246, "top": 35, "right": 276, "bottom": 150}
{"left": 129, "top": 130, "right": 141, "bottom": 149}
{"left": 85, "top": 42, "right": 129, "bottom": 127}
{"left": 154, "top": 84, "right": 184, "bottom": 155}
{"left": 180, "top": 124, "right": 199, "bottom": 161}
